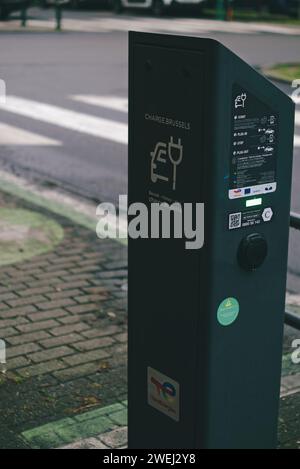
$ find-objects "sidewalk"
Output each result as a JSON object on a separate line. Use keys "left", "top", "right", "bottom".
{"left": 1, "top": 8, "right": 300, "bottom": 36}
{"left": 0, "top": 180, "right": 127, "bottom": 449}
{"left": 0, "top": 177, "right": 299, "bottom": 449}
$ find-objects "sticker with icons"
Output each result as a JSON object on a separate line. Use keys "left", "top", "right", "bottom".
{"left": 229, "top": 84, "right": 278, "bottom": 200}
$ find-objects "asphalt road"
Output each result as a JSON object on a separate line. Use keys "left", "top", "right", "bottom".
{"left": 0, "top": 9, "right": 299, "bottom": 290}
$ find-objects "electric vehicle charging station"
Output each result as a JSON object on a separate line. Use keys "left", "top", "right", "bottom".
{"left": 128, "top": 32, "right": 295, "bottom": 449}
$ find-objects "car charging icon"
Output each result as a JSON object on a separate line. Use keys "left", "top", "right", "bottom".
{"left": 150, "top": 136, "right": 183, "bottom": 191}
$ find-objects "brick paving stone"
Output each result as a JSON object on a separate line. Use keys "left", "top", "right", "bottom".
{"left": 0, "top": 327, "right": 19, "bottom": 338}
{"left": 18, "top": 286, "right": 54, "bottom": 297}
{"left": 27, "top": 309, "right": 67, "bottom": 322}
{"left": 7, "top": 269, "right": 42, "bottom": 280}
{"left": 0, "top": 305, "right": 37, "bottom": 319}
{"left": 98, "top": 270, "right": 127, "bottom": 279}
{"left": 83, "top": 252, "right": 104, "bottom": 260}
{"left": 7, "top": 295, "right": 47, "bottom": 308}
{"left": 108, "top": 409, "right": 128, "bottom": 427}
{"left": 16, "top": 320, "right": 60, "bottom": 334}
{"left": 8, "top": 356, "right": 31, "bottom": 370}
{"left": 71, "top": 266, "right": 101, "bottom": 274}
{"left": 74, "top": 294, "right": 107, "bottom": 304}
{"left": 36, "top": 270, "right": 69, "bottom": 281}
{"left": 44, "top": 262, "right": 78, "bottom": 273}
{"left": 0, "top": 317, "right": 28, "bottom": 329}
{"left": 0, "top": 292, "right": 18, "bottom": 302}
{"left": 62, "top": 349, "right": 110, "bottom": 367}
{"left": 28, "top": 346, "right": 74, "bottom": 363}
{"left": 60, "top": 273, "right": 94, "bottom": 282}
{"left": 26, "top": 278, "right": 62, "bottom": 288}
{"left": 77, "top": 259, "right": 103, "bottom": 267}
{"left": 50, "top": 255, "right": 82, "bottom": 265}
{"left": 7, "top": 343, "right": 41, "bottom": 358}
{"left": 66, "top": 304, "right": 98, "bottom": 315}
{"left": 60, "top": 313, "right": 97, "bottom": 324}
{"left": 73, "top": 337, "right": 115, "bottom": 352}
{"left": 19, "top": 261, "right": 51, "bottom": 271}
{"left": 55, "top": 280, "right": 90, "bottom": 291}
{"left": 40, "top": 333, "right": 82, "bottom": 349}
{"left": 99, "top": 427, "right": 128, "bottom": 448}
{"left": 82, "top": 286, "right": 108, "bottom": 294}
{"left": 81, "top": 326, "right": 120, "bottom": 339}
{"left": 53, "top": 362, "right": 104, "bottom": 381}
{"left": 115, "top": 333, "right": 127, "bottom": 343}
{"left": 60, "top": 438, "right": 108, "bottom": 449}
{"left": 50, "top": 323, "right": 90, "bottom": 337}
{"left": 0, "top": 286, "right": 16, "bottom": 294}
{"left": 104, "top": 261, "right": 127, "bottom": 270}
{"left": 17, "top": 359, "right": 66, "bottom": 378}
{"left": 37, "top": 298, "right": 76, "bottom": 311}
{"left": 7, "top": 330, "right": 51, "bottom": 345}
{"left": 45, "top": 290, "right": 82, "bottom": 301}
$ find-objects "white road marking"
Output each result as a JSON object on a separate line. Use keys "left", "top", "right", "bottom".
{"left": 0, "top": 122, "right": 61, "bottom": 146}
{"left": 0, "top": 95, "right": 298, "bottom": 150}
{"left": 0, "top": 96, "right": 128, "bottom": 145}
{"left": 71, "top": 95, "right": 128, "bottom": 113}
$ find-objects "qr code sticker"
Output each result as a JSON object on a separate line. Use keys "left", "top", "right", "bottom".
{"left": 229, "top": 212, "right": 242, "bottom": 230}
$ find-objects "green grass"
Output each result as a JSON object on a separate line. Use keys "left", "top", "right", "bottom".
{"left": 263, "top": 63, "right": 300, "bottom": 83}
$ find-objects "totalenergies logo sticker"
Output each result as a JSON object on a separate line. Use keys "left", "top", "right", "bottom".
{"left": 151, "top": 376, "right": 176, "bottom": 402}
{"left": 148, "top": 367, "right": 180, "bottom": 422}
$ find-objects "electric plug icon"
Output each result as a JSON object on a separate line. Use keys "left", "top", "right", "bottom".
{"left": 240, "top": 93, "right": 247, "bottom": 106}
{"left": 168, "top": 137, "right": 183, "bottom": 191}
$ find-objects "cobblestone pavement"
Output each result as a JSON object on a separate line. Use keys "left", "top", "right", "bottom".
{"left": 0, "top": 188, "right": 127, "bottom": 449}
{"left": 0, "top": 186, "right": 299, "bottom": 449}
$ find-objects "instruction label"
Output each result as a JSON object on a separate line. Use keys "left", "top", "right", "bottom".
{"left": 229, "top": 84, "right": 278, "bottom": 200}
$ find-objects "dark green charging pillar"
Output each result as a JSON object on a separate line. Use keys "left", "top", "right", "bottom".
{"left": 128, "top": 32, "right": 295, "bottom": 449}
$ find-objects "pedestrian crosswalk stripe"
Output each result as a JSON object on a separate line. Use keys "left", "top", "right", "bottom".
{"left": 0, "top": 122, "right": 61, "bottom": 146}
{"left": 0, "top": 95, "right": 298, "bottom": 150}
{"left": 0, "top": 96, "right": 128, "bottom": 145}
{"left": 71, "top": 95, "right": 128, "bottom": 113}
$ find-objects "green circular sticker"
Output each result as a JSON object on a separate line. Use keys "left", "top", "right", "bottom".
{"left": 217, "top": 297, "right": 239, "bottom": 326}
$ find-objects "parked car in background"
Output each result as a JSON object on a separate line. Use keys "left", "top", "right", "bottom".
{"left": 112, "top": 0, "right": 207, "bottom": 16}
{"left": 40, "top": 0, "right": 109, "bottom": 8}
{"left": 0, "top": 0, "right": 30, "bottom": 19}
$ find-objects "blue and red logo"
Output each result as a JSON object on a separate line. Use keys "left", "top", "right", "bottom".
{"left": 151, "top": 376, "right": 176, "bottom": 402}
